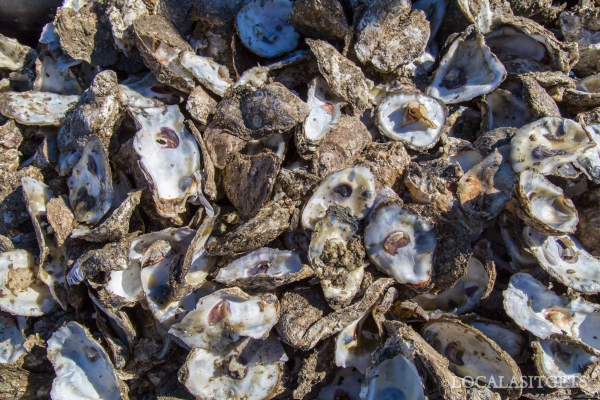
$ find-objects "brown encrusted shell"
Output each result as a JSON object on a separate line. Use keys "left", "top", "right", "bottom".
{"left": 289, "top": 0, "right": 350, "bottom": 41}
{"left": 46, "top": 195, "right": 74, "bottom": 248}
{"left": 457, "top": 145, "right": 517, "bottom": 221}
{"left": 203, "top": 123, "right": 247, "bottom": 170}
{"left": 186, "top": 85, "right": 218, "bottom": 126}
{"left": 293, "top": 338, "right": 337, "bottom": 400}
{"left": 561, "top": 5, "right": 600, "bottom": 78}
{"left": 510, "top": 0, "right": 565, "bottom": 26}
{"left": 563, "top": 86, "right": 600, "bottom": 115}
{"left": 276, "top": 168, "right": 321, "bottom": 202}
{"left": 354, "top": 0, "right": 430, "bottom": 72}
{"left": 276, "top": 285, "right": 330, "bottom": 348}
{"left": 71, "top": 190, "right": 142, "bottom": 243}
{"left": 0, "top": 166, "right": 43, "bottom": 237}
{"left": 0, "top": 120, "right": 23, "bottom": 173}
{"left": 208, "top": 198, "right": 298, "bottom": 256}
{"left": 356, "top": 141, "right": 410, "bottom": 191}
{"left": 214, "top": 83, "right": 309, "bottom": 140}
{"left": 432, "top": 220, "right": 472, "bottom": 293}
{"left": 0, "top": 365, "right": 53, "bottom": 399}
{"left": 404, "top": 157, "right": 463, "bottom": 213}
{"left": 133, "top": 15, "right": 195, "bottom": 92}
{"left": 306, "top": 39, "right": 374, "bottom": 114}
{"left": 54, "top": 1, "right": 118, "bottom": 67}
{"left": 57, "top": 70, "right": 125, "bottom": 173}
{"left": 474, "top": 126, "right": 516, "bottom": 155}
{"left": 224, "top": 152, "right": 281, "bottom": 219}
{"left": 216, "top": 262, "right": 314, "bottom": 292}
{"left": 186, "top": 121, "right": 218, "bottom": 201}
{"left": 75, "top": 234, "right": 135, "bottom": 282}
{"left": 281, "top": 278, "right": 394, "bottom": 351}
{"left": 574, "top": 188, "right": 600, "bottom": 257}
{"left": 311, "top": 115, "right": 372, "bottom": 178}
{"left": 517, "top": 75, "right": 561, "bottom": 118}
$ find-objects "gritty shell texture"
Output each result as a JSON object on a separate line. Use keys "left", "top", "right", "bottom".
{"left": 0, "top": 0, "right": 598, "bottom": 399}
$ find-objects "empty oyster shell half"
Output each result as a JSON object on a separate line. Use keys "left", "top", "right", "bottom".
{"left": 469, "top": 318, "right": 525, "bottom": 359}
{"left": 67, "top": 137, "right": 114, "bottom": 226}
{"left": 377, "top": 88, "right": 446, "bottom": 150}
{"left": 0, "top": 250, "right": 57, "bottom": 316}
{"left": 299, "top": 76, "right": 344, "bottom": 147}
{"left": 0, "top": 312, "right": 27, "bottom": 364}
{"left": 47, "top": 322, "right": 126, "bottom": 400}
{"left": 515, "top": 169, "right": 578, "bottom": 235}
{"left": 301, "top": 167, "right": 376, "bottom": 230}
{"left": 180, "top": 51, "right": 232, "bottom": 97}
{"left": 169, "top": 287, "right": 279, "bottom": 350}
{"left": 413, "top": 241, "right": 495, "bottom": 315}
{"left": 503, "top": 272, "right": 600, "bottom": 352}
{"left": 421, "top": 318, "right": 522, "bottom": 398}
{"left": 235, "top": 0, "right": 299, "bottom": 58}
{"left": 132, "top": 105, "right": 201, "bottom": 223}
{"left": 180, "top": 335, "right": 288, "bottom": 400}
{"left": 0, "top": 92, "right": 79, "bottom": 126}
{"left": 364, "top": 201, "right": 437, "bottom": 287}
{"left": 533, "top": 338, "right": 599, "bottom": 394}
{"left": 510, "top": 117, "right": 593, "bottom": 175}
{"left": 215, "top": 248, "right": 313, "bottom": 291}
{"left": 427, "top": 25, "right": 506, "bottom": 104}
{"left": 335, "top": 306, "right": 379, "bottom": 374}
{"left": 523, "top": 227, "right": 600, "bottom": 294}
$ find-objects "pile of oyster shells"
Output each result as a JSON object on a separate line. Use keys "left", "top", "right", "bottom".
{"left": 2, "top": 0, "right": 600, "bottom": 398}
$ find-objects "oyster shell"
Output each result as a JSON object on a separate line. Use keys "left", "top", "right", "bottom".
{"left": 21, "top": 177, "right": 68, "bottom": 310}
{"left": 0, "top": 92, "right": 78, "bottom": 126}
{"left": 235, "top": 0, "right": 299, "bottom": 58}
{"left": 377, "top": 88, "right": 446, "bottom": 150}
{"left": 523, "top": 226, "right": 600, "bottom": 294}
{"left": 289, "top": 0, "right": 349, "bottom": 41}
{"left": 132, "top": 105, "right": 201, "bottom": 224}
{"left": 66, "top": 137, "right": 113, "bottom": 226}
{"left": 335, "top": 307, "right": 379, "bottom": 374}
{"left": 168, "top": 287, "right": 279, "bottom": 350}
{"left": 354, "top": 0, "right": 430, "bottom": 72}
{"left": 364, "top": 200, "right": 437, "bottom": 287}
{"left": 0, "top": 312, "right": 27, "bottom": 364}
{"left": 33, "top": 55, "right": 82, "bottom": 95}
{"left": 215, "top": 248, "right": 313, "bottom": 291}
{"left": 0, "top": 33, "right": 36, "bottom": 71}
{"left": 513, "top": 170, "right": 578, "bottom": 235}
{"left": 503, "top": 272, "right": 600, "bottom": 352}
{"left": 510, "top": 117, "right": 594, "bottom": 175}
{"left": 0, "top": 250, "right": 57, "bottom": 316}
{"left": 133, "top": 15, "right": 195, "bottom": 92}
{"left": 413, "top": 240, "right": 495, "bottom": 315}
{"left": 302, "top": 167, "right": 376, "bottom": 230}
{"left": 421, "top": 318, "right": 522, "bottom": 398}
{"left": 179, "top": 336, "right": 288, "bottom": 400}
{"left": 427, "top": 25, "right": 506, "bottom": 104}
{"left": 306, "top": 39, "right": 374, "bottom": 113}
{"left": 560, "top": 5, "right": 600, "bottom": 78}
{"left": 180, "top": 51, "right": 232, "bottom": 97}
{"left": 47, "top": 322, "right": 127, "bottom": 400}
{"left": 574, "top": 188, "right": 600, "bottom": 257}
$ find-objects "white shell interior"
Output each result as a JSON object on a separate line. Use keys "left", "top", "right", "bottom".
{"left": 361, "top": 354, "right": 425, "bottom": 400}
{"left": 364, "top": 202, "right": 436, "bottom": 286}
{"left": 235, "top": 0, "right": 299, "bottom": 58}
{"left": 0, "top": 313, "right": 27, "bottom": 364}
{"left": 422, "top": 320, "right": 518, "bottom": 386}
{"left": 470, "top": 321, "right": 523, "bottom": 358}
{"left": 216, "top": 248, "right": 303, "bottom": 283}
{"left": 132, "top": 105, "right": 200, "bottom": 214}
{"left": 0, "top": 250, "right": 57, "bottom": 316}
{"left": 21, "top": 177, "right": 67, "bottom": 309}
{"left": 523, "top": 227, "right": 600, "bottom": 294}
{"left": 180, "top": 51, "right": 231, "bottom": 97}
{"left": 536, "top": 339, "right": 598, "bottom": 381}
{"left": 120, "top": 72, "right": 182, "bottom": 110}
{"left": 304, "top": 77, "right": 344, "bottom": 142}
{"left": 413, "top": 254, "right": 489, "bottom": 314}
{"left": 302, "top": 167, "right": 376, "bottom": 230}
{"left": 510, "top": 117, "right": 592, "bottom": 174}
{"left": 335, "top": 310, "right": 379, "bottom": 374}
{"left": 0, "top": 92, "right": 79, "bottom": 126}
{"left": 427, "top": 27, "right": 505, "bottom": 104}
{"left": 518, "top": 169, "right": 578, "bottom": 234}
{"left": 181, "top": 336, "right": 287, "bottom": 400}
{"left": 47, "top": 322, "right": 121, "bottom": 400}
{"left": 169, "top": 288, "right": 279, "bottom": 350}
{"left": 378, "top": 91, "right": 445, "bottom": 150}
{"left": 315, "top": 367, "right": 363, "bottom": 400}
